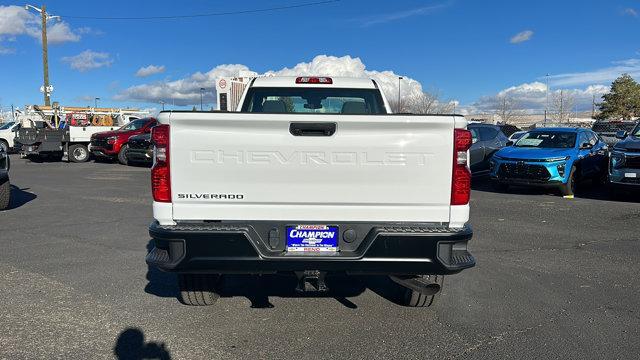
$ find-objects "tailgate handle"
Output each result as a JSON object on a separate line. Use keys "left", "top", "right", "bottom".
{"left": 289, "top": 122, "right": 336, "bottom": 137}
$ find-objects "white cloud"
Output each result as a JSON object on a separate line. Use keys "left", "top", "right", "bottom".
{"left": 357, "top": 3, "right": 451, "bottom": 27}
{"left": 62, "top": 50, "right": 113, "bottom": 72}
{"left": 135, "top": 64, "right": 166, "bottom": 77}
{"left": 545, "top": 58, "right": 640, "bottom": 87}
{"left": 0, "top": 44, "right": 15, "bottom": 54}
{"left": 466, "top": 82, "right": 610, "bottom": 113}
{"left": 116, "top": 55, "right": 425, "bottom": 107}
{"left": 510, "top": 30, "right": 534, "bottom": 44}
{"left": 623, "top": 8, "right": 638, "bottom": 17}
{"left": 47, "top": 22, "right": 80, "bottom": 43}
{"left": 0, "top": 5, "right": 83, "bottom": 46}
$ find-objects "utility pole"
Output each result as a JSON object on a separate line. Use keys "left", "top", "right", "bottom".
{"left": 160, "top": 101, "right": 165, "bottom": 111}
{"left": 545, "top": 73, "right": 550, "bottom": 125}
{"left": 26, "top": 4, "right": 59, "bottom": 107}
{"left": 591, "top": 94, "right": 596, "bottom": 119}
{"left": 560, "top": 90, "right": 564, "bottom": 122}
{"left": 397, "top": 76, "right": 403, "bottom": 113}
{"left": 94, "top": 97, "right": 100, "bottom": 108}
{"left": 200, "top": 88, "right": 205, "bottom": 111}
{"left": 41, "top": 5, "right": 49, "bottom": 106}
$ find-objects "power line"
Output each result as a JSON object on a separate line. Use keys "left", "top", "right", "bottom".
{"left": 58, "top": 0, "right": 340, "bottom": 20}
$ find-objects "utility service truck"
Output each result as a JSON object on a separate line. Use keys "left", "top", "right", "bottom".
{"left": 15, "top": 105, "right": 148, "bottom": 162}
{"left": 147, "top": 76, "right": 475, "bottom": 307}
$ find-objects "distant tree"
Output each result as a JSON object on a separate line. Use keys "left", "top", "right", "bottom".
{"left": 388, "top": 98, "right": 408, "bottom": 113}
{"left": 192, "top": 105, "right": 197, "bottom": 111}
{"left": 405, "top": 91, "right": 455, "bottom": 114}
{"left": 596, "top": 74, "right": 640, "bottom": 120}
{"left": 551, "top": 90, "right": 575, "bottom": 122}
{"left": 494, "top": 95, "right": 523, "bottom": 124}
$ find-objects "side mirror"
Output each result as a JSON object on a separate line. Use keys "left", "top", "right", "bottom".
{"left": 615, "top": 130, "right": 628, "bottom": 139}
{"left": 472, "top": 137, "right": 478, "bottom": 144}
{"left": 580, "top": 142, "right": 593, "bottom": 150}
{"left": 506, "top": 141, "right": 514, "bottom": 146}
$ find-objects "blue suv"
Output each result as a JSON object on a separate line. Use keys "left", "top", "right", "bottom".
{"left": 489, "top": 128, "right": 608, "bottom": 196}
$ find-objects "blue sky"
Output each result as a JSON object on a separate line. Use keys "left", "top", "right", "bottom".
{"left": 1, "top": 0, "right": 639, "bottom": 114}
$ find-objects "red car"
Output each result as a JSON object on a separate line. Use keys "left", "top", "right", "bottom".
{"left": 90, "top": 118, "right": 158, "bottom": 164}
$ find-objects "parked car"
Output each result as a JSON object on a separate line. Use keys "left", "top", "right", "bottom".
{"left": 609, "top": 123, "right": 640, "bottom": 193}
{"left": 592, "top": 120, "right": 639, "bottom": 146}
{"left": 498, "top": 124, "right": 522, "bottom": 138}
{"left": 0, "top": 145, "right": 10, "bottom": 210}
{"left": 490, "top": 128, "right": 608, "bottom": 196}
{"left": 146, "top": 76, "right": 475, "bottom": 307}
{"left": 468, "top": 123, "right": 511, "bottom": 175}
{"left": 508, "top": 131, "right": 526, "bottom": 143}
{"left": 90, "top": 118, "right": 157, "bottom": 164}
{"left": 125, "top": 133, "right": 153, "bottom": 166}
{"left": 0, "top": 121, "right": 20, "bottom": 153}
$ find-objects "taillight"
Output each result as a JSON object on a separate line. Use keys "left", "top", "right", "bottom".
{"left": 151, "top": 124, "right": 171, "bottom": 202}
{"left": 451, "top": 128, "right": 472, "bottom": 205}
{"left": 295, "top": 77, "right": 333, "bottom": 84}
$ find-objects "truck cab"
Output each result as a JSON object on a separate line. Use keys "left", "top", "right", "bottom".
{"left": 146, "top": 76, "right": 475, "bottom": 307}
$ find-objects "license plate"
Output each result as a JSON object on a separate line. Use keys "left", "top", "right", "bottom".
{"left": 286, "top": 225, "right": 338, "bottom": 252}
{"left": 625, "top": 173, "right": 637, "bottom": 178}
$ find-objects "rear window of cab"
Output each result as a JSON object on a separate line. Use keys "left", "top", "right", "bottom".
{"left": 241, "top": 87, "right": 387, "bottom": 114}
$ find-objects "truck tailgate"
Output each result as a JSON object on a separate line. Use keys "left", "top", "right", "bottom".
{"left": 167, "top": 112, "right": 455, "bottom": 223}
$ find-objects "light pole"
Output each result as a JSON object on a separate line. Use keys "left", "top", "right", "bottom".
{"left": 160, "top": 101, "right": 165, "bottom": 111}
{"left": 25, "top": 4, "right": 60, "bottom": 107}
{"left": 545, "top": 73, "right": 550, "bottom": 124}
{"left": 94, "top": 97, "right": 100, "bottom": 108}
{"left": 200, "top": 88, "right": 205, "bottom": 111}
{"left": 397, "top": 76, "right": 403, "bottom": 113}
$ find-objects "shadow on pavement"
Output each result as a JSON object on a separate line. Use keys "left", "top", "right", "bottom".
{"left": 5, "top": 185, "right": 37, "bottom": 210}
{"left": 216, "top": 273, "right": 367, "bottom": 309}
{"left": 127, "top": 161, "right": 152, "bottom": 168}
{"left": 113, "top": 328, "right": 171, "bottom": 360}
{"left": 144, "top": 240, "right": 372, "bottom": 308}
{"left": 144, "top": 240, "right": 179, "bottom": 298}
{"left": 472, "top": 176, "right": 640, "bottom": 202}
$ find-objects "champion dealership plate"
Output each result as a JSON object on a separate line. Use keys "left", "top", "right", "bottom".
{"left": 286, "top": 225, "right": 338, "bottom": 252}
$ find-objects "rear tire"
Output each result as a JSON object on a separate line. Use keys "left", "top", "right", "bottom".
{"left": 559, "top": 166, "right": 577, "bottom": 196}
{"left": 68, "top": 144, "right": 90, "bottom": 163}
{"left": 393, "top": 275, "right": 444, "bottom": 308}
{"left": 0, "top": 178, "right": 10, "bottom": 210}
{"left": 178, "top": 274, "right": 221, "bottom": 306}
{"left": 117, "top": 145, "right": 129, "bottom": 165}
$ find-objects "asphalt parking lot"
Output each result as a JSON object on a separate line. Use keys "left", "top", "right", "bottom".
{"left": 1, "top": 155, "right": 639, "bottom": 359}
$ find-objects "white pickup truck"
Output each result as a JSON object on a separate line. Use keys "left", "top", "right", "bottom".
{"left": 146, "top": 76, "right": 475, "bottom": 307}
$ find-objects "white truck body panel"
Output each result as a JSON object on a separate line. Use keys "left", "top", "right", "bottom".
{"left": 161, "top": 111, "right": 463, "bottom": 224}
{"left": 69, "top": 125, "right": 120, "bottom": 143}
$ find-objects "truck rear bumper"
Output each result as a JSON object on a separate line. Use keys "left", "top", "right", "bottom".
{"left": 146, "top": 221, "right": 475, "bottom": 275}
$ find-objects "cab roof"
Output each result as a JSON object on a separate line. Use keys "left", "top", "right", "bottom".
{"left": 251, "top": 76, "right": 377, "bottom": 89}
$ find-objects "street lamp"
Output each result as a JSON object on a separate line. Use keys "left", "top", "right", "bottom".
{"left": 160, "top": 101, "right": 165, "bottom": 111}
{"left": 94, "top": 97, "right": 100, "bottom": 108}
{"left": 200, "top": 88, "right": 205, "bottom": 111}
{"left": 397, "top": 76, "right": 403, "bottom": 113}
{"left": 25, "top": 4, "right": 60, "bottom": 107}
{"left": 545, "top": 73, "right": 550, "bottom": 124}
